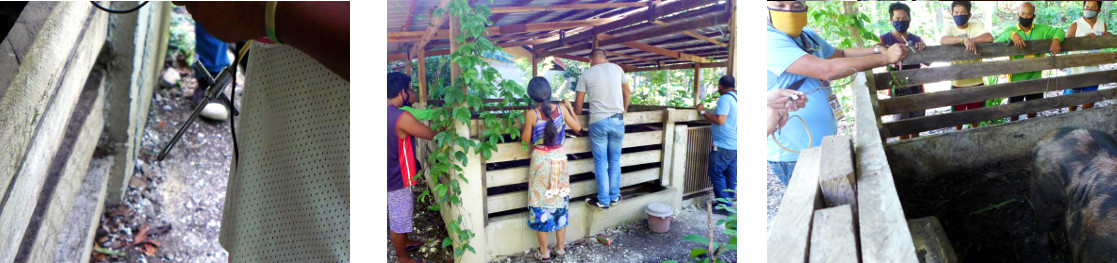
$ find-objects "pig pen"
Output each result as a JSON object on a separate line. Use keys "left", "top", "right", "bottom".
{"left": 875, "top": 36, "right": 1117, "bottom": 263}
{"left": 768, "top": 36, "right": 1117, "bottom": 263}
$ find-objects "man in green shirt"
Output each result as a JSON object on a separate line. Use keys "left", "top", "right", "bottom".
{"left": 995, "top": 2, "right": 1064, "bottom": 121}
{"left": 399, "top": 88, "right": 439, "bottom": 121}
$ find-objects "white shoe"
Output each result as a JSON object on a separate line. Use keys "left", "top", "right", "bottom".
{"left": 200, "top": 102, "right": 229, "bottom": 121}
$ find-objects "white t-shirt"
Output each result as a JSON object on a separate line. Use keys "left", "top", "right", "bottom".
{"left": 575, "top": 62, "right": 629, "bottom": 124}
{"left": 1069, "top": 17, "right": 1106, "bottom": 75}
{"left": 219, "top": 42, "right": 350, "bottom": 262}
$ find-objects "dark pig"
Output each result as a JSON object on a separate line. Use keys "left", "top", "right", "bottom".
{"left": 1031, "top": 128, "right": 1117, "bottom": 262}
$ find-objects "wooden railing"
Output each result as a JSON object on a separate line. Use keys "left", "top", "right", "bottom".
{"left": 482, "top": 109, "right": 676, "bottom": 216}
{"left": 870, "top": 35, "right": 1117, "bottom": 138}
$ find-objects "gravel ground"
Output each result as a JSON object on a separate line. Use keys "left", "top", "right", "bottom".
{"left": 91, "top": 51, "right": 243, "bottom": 262}
{"left": 494, "top": 204, "right": 737, "bottom": 263}
{"left": 389, "top": 190, "right": 737, "bottom": 263}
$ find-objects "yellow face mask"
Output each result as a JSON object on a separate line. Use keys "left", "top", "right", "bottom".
{"left": 769, "top": 8, "right": 808, "bottom": 37}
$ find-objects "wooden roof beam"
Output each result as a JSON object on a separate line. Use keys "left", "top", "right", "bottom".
{"left": 628, "top": 62, "right": 727, "bottom": 73}
{"left": 389, "top": 17, "right": 619, "bottom": 42}
{"left": 603, "top": 50, "right": 656, "bottom": 64}
{"left": 652, "top": 20, "right": 726, "bottom": 47}
{"left": 536, "top": 0, "right": 712, "bottom": 51}
{"left": 388, "top": 35, "right": 560, "bottom": 61}
{"left": 489, "top": 0, "right": 533, "bottom": 24}
{"left": 489, "top": 2, "right": 651, "bottom": 14}
{"left": 539, "top": 14, "right": 727, "bottom": 59}
{"left": 409, "top": 0, "right": 453, "bottom": 56}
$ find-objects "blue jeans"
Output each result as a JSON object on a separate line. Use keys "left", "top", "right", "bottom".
{"left": 589, "top": 117, "right": 624, "bottom": 207}
{"left": 707, "top": 147, "right": 736, "bottom": 208}
{"left": 768, "top": 161, "right": 797, "bottom": 186}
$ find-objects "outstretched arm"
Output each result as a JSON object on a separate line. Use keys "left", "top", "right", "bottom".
{"left": 176, "top": 1, "right": 350, "bottom": 80}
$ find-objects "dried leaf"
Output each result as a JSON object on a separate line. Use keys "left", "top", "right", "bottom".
{"left": 133, "top": 225, "right": 149, "bottom": 245}
{"left": 142, "top": 243, "right": 157, "bottom": 256}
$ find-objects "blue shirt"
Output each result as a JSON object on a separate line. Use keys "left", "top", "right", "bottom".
{"left": 766, "top": 26, "right": 838, "bottom": 162}
{"left": 711, "top": 91, "right": 737, "bottom": 150}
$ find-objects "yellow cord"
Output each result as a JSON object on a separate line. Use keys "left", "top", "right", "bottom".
{"left": 236, "top": 40, "right": 252, "bottom": 65}
{"left": 265, "top": 2, "right": 282, "bottom": 44}
{"left": 771, "top": 115, "right": 812, "bottom": 154}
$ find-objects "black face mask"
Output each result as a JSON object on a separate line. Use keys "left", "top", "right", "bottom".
{"left": 1019, "top": 16, "right": 1034, "bottom": 28}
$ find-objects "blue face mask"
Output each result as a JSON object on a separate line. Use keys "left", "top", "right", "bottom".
{"left": 892, "top": 20, "right": 910, "bottom": 33}
{"left": 953, "top": 14, "right": 969, "bottom": 27}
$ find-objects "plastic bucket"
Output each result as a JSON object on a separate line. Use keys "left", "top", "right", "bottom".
{"left": 646, "top": 202, "right": 673, "bottom": 233}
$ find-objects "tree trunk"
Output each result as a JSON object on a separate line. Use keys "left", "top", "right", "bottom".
{"left": 842, "top": 1, "right": 865, "bottom": 48}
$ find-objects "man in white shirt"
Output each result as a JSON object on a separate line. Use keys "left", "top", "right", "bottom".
{"left": 573, "top": 49, "right": 632, "bottom": 209}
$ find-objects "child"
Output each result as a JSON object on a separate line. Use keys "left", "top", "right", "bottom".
{"left": 521, "top": 77, "right": 582, "bottom": 261}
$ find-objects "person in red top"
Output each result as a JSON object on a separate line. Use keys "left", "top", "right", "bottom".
{"left": 387, "top": 72, "right": 437, "bottom": 263}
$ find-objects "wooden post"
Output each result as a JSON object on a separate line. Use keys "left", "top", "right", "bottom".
{"left": 417, "top": 49, "right": 427, "bottom": 103}
{"left": 767, "top": 147, "right": 824, "bottom": 263}
{"left": 819, "top": 135, "right": 857, "bottom": 211}
{"left": 448, "top": 13, "right": 487, "bottom": 263}
{"left": 810, "top": 205, "right": 859, "bottom": 263}
{"left": 532, "top": 52, "right": 538, "bottom": 77}
{"left": 660, "top": 109, "right": 676, "bottom": 188}
{"left": 405, "top": 50, "right": 412, "bottom": 76}
{"left": 727, "top": 0, "right": 736, "bottom": 78}
{"left": 693, "top": 63, "right": 702, "bottom": 106}
{"left": 669, "top": 124, "right": 689, "bottom": 211}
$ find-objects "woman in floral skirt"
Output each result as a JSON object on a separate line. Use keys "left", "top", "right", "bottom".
{"left": 521, "top": 77, "right": 582, "bottom": 261}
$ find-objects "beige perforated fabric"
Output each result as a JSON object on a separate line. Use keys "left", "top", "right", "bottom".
{"left": 219, "top": 42, "right": 350, "bottom": 262}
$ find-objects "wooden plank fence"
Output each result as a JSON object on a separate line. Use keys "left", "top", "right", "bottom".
{"left": 871, "top": 35, "right": 1117, "bottom": 138}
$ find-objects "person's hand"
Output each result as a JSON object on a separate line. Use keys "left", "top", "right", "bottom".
{"left": 767, "top": 109, "right": 791, "bottom": 135}
{"left": 1085, "top": 33, "right": 1098, "bottom": 38}
{"left": 172, "top": 2, "right": 267, "bottom": 43}
{"left": 885, "top": 44, "right": 908, "bottom": 64}
{"left": 767, "top": 89, "right": 807, "bottom": 113}
{"left": 963, "top": 36, "right": 978, "bottom": 54}
{"left": 696, "top": 103, "right": 705, "bottom": 113}
{"left": 1011, "top": 32, "right": 1027, "bottom": 49}
{"left": 916, "top": 41, "right": 926, "bottom": 51}
{"left": 1050, "top": 38, "right": 1062, "bottom": 54}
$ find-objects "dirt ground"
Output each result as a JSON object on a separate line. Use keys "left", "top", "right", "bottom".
{"left": 389, "top": 190, "right": 737, "bottom": 263}
{"left": 91, "top": 52, "right": 243, "bottom": 262}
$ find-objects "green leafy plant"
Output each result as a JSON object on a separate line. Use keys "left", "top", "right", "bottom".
{"left": 415, "top": 0, "right": 530, "bottom": 258}
{"left": 167, "top": 9, "right": 196, "bottom": 67}
{"left": 664, "top": 190, "right": 737, "bottom": 263}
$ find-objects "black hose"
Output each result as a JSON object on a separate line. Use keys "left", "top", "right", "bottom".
{"left": 90, "top": 1, "right": 149, "bottom": 14}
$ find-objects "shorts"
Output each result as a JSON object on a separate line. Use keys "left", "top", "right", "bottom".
{"left": 951, "top": 83, "right": 986, "bottom": 112}
{"left": 387, "top": 187, "right": 414, "bottom": 234}
{"left": 1064, "top": 85, "right": 1099, "bottom": 95}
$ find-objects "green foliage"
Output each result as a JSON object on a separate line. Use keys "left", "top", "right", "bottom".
{"left": 630, "top": 68, "right": 725, "bottom": 108}
{"left": 422, "top": 0, "right": 530, "bottom": 258}
{"left": 167, "top": 8, "right": 196, "bottom": 67}
{"left": 673, "top": 190, "right": 737, "bottom": 263}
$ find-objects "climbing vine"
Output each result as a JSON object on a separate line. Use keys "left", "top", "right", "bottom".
{"left": 417, "top": 0, "right": 530, "bottom": 258}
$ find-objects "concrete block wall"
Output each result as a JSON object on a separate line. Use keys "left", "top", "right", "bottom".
{"left": 103, "top": 1, "right": 170, "bottom": 203}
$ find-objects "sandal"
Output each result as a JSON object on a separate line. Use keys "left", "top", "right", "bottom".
{"left": 555, "top": 248, "right": 566, "bottom": 257}
{"left": 536, "top": 249, "right": 551, "bottom": 261}
{"left": 405, "top": 239, "right": 424, "bottom": 252}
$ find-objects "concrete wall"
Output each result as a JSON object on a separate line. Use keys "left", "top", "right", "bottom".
{"left": 103, "top": 2, "right": 171, "bottom": 203}
{"left": 485, "top": 187, "right": 678, "bottom": 257}
{"left": 885, "top": 105, "right": 1117, "bottom": 182}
